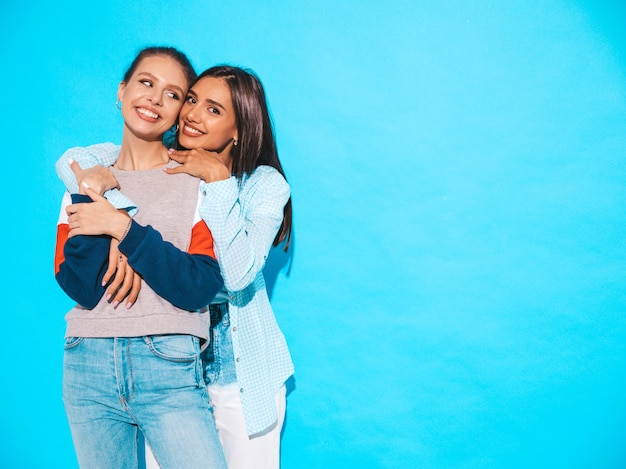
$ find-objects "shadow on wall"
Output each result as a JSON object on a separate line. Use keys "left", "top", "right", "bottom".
{"left": 263, "top": 228, "right": 295, "bottom": 300}
{"left": 264, "top": 229, "right": 297, "bottom": 453}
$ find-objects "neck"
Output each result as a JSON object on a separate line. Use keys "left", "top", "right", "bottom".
{"left": 116, "top": 130, "right": 169, "bottom": 170}
{"left": 224, "top": 154, "right": 233, "bottom": 173}
{"left": 214, "top": 141, "right": 234, "bottom": 173}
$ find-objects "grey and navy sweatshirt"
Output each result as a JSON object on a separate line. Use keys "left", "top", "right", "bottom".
{"left": 54, "top": 161, "right": 223, "bottom": 341}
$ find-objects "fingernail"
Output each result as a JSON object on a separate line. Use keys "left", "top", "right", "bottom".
{"left": 68, "top": 158, "right": 74, "bottom": 164}
{"left": 82, "top": 181, "right": 90, "bottom": 189}
{"left": 112, "top": 300, "right": 120, "bottom": 308}
{"left": 168, "top": 148, "right": 174, "bottom": 154}
{"left": 106, "top": 294, "right": 112, "bottom": 301}
{"left": 126, "top": 302, "right": 133, "bottom": 309}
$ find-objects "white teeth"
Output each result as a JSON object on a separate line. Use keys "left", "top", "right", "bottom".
{"left": 137, "top": 108, "right": 159, "bottom": 119}
{"left": 184, "top": 125, "right": 203, "bottom": 135}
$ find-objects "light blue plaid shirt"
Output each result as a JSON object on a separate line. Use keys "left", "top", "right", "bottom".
{"left": 56, "top": 144, "right": 294, "bottom": 435}
{"left": 55, "top": 143, "right": 137, "bottom": 215}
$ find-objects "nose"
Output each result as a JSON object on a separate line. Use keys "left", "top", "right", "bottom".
{"left": 148, "top": 89, "right": 163, "bottom": 106}
{"left": 183, "top": 106, "right": 199, "bottom": 123}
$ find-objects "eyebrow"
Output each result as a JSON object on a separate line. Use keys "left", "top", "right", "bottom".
{"left": 187, "top": 90, "right": 227, "bottom": 111}
{"left": 137, "top": 72, "right": 184, "bottom": 95}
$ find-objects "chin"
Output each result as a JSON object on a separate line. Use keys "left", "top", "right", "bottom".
{"left": 179, "top": 137, "right": 201, "bottom": 148}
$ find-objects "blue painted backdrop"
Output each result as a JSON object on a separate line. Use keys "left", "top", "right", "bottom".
{"left": 1, "top": 1, "right": 625, "bottom": 467}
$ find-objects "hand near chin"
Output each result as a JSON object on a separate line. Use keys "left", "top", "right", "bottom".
{"left": 166, "top": 148, "right": 231, "bottom": 182}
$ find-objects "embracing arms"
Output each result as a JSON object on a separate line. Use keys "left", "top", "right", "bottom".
{"left": 56, "top": 143, "right": 137, "bottom": 214}
{"left": 55, "top": 190, "right": 223, "bottom": 310}
{"left": 165, "top": 149, "right": 290, "bottom": 292}
{"left": 56, "top": 145, "right": 289, "bottom": 296}
{"left": 56, "top": 144, "right": 140, "bottom": 305}
{"left": 167, "top": 150, "right": 290, "bottom": 292}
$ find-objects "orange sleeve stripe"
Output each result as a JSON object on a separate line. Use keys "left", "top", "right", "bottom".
{"left": 188, "top": 221, "right": 216, "bottom": 259}
{"left": 55, "top": 223, "right": 70, "bottom": 275}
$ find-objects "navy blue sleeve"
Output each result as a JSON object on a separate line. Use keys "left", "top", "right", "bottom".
{"left": 54, "top": 194, "right": 110, "bottom": 309}
{"left": 119, "top": 221, "right": 224, "bottom": 310}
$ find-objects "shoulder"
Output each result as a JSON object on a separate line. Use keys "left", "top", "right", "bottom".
{"left": 85, "top": 142, "right": 120, "bottom": 153}
{"left": 62, "top": 142, "right": 120, "bottom": 158}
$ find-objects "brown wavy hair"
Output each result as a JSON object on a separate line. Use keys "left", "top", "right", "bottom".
{"left": 194, "top": 65, "right": 292, "bottom": 250}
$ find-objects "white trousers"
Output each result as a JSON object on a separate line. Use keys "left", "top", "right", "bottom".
{"left": 145, "top": 384, "right": 286, "bottom": 469}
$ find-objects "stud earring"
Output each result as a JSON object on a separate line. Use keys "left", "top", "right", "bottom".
{"left": 233, "top": 137, "right": 238, "bottom": 146}
{"left": 116, "top": 99, "right": 122, "bottom": 110}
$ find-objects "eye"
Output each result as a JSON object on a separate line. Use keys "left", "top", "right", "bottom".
{"left": 186, "top": 95, "right": 197, "bottom": 105}
{"left": 140, "top": 79, "right": 153, "bottom": 87}
{"left": 166, "top": 91, "right": 180, "bottom": 101}
{"left": 207, "top": 106, "right": 220, "bottom": 115}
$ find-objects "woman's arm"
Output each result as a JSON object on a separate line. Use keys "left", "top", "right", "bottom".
{"left": 119, "top": 221, "right": 223, "bottom": 310}
{"left": 55, "top": 193, "right": 111, "bottom": 308}
{"left": 58, "top": 144, "right": 142, "bottom": 306}
{"left": 56, "top": 143, "right": 138, "bottom": 215}
{"left": 164, "top": 150, "right": 289, "bottom": 292}
{"left": 67, "top": 187, "right": 223, "bottom": 310}
{"left": 198, "top": 166, "right": 289, "bottom": 292}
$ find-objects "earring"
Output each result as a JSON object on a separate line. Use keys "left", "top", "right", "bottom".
{"left": 171, "top": 124, "right": 179, "bottom": 133}
{"left": 233, "top": 137, "right": 238, "bottom": 146}
{"left": 116, "top": 99, "right": 122, "bottom": 110}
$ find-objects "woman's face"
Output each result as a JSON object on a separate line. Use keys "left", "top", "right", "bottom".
{"left": 117, "top": 55, "right": 188, "bottom": 141}
{"left": 178, "top": 76, "right": 238, "bottom": 153}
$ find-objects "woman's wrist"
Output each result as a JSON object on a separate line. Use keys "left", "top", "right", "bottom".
{"left": 202, "top": 166, "right": 230, "bottom": 183}
{"left": 112, "top": 213, "right": 133, "bottom": 241}
{"left": 118, "top": 218, "right": 133, "bottom": 242}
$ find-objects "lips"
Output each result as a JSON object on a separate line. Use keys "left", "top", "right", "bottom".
{"left": 182, "top": 123, "right": 205, "bottom": 136}
{"left": 136, "top": 107, "right": 160, "bottom": 121}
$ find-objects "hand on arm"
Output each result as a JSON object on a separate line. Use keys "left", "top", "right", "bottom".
{"left": 71, "top": 160, "right": 120, "bottom": 196}
{"left": 118, "top": 219, "right": 223, "bottom": 310}
{"left": 56, "top": 143, "right": 138, "bottom": 214}
{"left": 55, "top": 192, "right": 113, "bottom": 309}
{"left": 56, "top": 143, "right": 120, "bottom": 193}
{"left": 66, "top": 186, "right": 222, "bottom": 310}
{"left": 166, "top": 149, "right": 231, "bottom": 182}
{"left": 55, "top": 186, "right": 142, "bottom": 310}
{"left": 102, "top": 239, "right": 142, "bottom": 309}
{"left": 66, "top": 186, "right": 131, "bottom": 240}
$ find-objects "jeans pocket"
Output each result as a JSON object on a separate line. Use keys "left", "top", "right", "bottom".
{"left": 146, "top": 335, "right": 200, "bottom": 363}
{"left": 64, "top": 336, "right": 84, "bottom": 350}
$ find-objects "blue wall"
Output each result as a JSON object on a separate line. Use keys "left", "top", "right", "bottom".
{"left": 1, "top": 1, "right": 625, "bottom": 467}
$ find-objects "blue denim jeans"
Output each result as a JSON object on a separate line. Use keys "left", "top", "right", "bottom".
{"left": 202, "top": 303, "right": 237, "bottom": 386}
{"left": 63, "top": 336, "right": 227, "bottom": 469}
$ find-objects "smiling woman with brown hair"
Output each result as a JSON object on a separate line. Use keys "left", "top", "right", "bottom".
{"left": 54, "top": 47, "right": 227, "bottom": 469}
{"left": 165, "top": 65, "right": 294, "bottom": 469}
